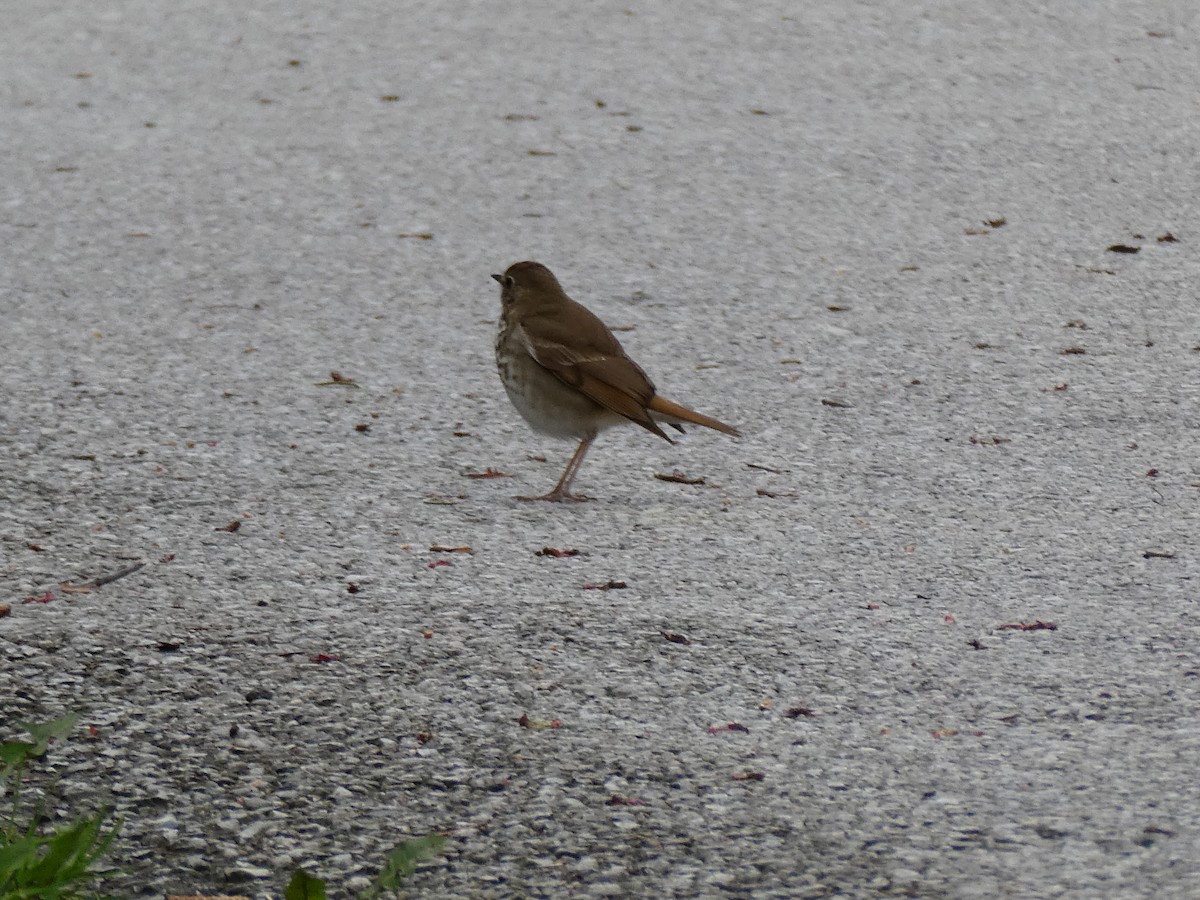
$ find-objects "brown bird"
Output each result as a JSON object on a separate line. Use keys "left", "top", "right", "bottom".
{"left": 493, "top": 261, "right": 739, "bottom": 501}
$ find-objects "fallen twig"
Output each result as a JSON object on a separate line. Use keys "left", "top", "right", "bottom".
{"left": 60, "top": 561, "right": 146, "bottom": 593}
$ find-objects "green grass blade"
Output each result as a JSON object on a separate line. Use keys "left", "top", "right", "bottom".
{"left": 21, "top": 713, "right": 80, "bottom": 756}
{"left": 368, "top": 834, "right": 446, "bottom": 894}
{"left": 285, "top": 868, "right": 328, "bottom": 900}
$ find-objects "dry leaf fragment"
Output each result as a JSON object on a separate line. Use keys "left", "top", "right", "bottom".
{"left": 733, "top": 771, "right": 765, "bottom": 781}
{"left": 1059, "top": 347, "right": 1087, "bottom": 355}
{"left": 215, "top": 520, "right": 241, "bottom": 532}
{"left": 821, "top": 398, "right": 852, "bottom": 408}
{"left": 659, "top": 630, "right": 692, "bottom": 645}
{"left": 26, "top": 543, "right": 45, "bottom": 552}
{"left": 969, "top": 435, "right": 1011, "bottom": 445}
{"left": 755, "top": 488, "right": 797, "bottom": 498}
{"left": 430, "top": 545, "right": 473, "bottom": 554}
{"left": 309, "top": 653, "right": 339, "bottom": 663}
{"left": 1157, "top": 232, "right": 1178, "bottom": 243}
{"left": 527, "top": 149, "right": 556, "bottom": 156}
{"left": 466, "top": 468, "right": 511, "bottom": 478}
{"left": 605, "top": 794, "right": 647, "bottom": 805}
{"left": 427, "top": 559, "right": 452, "bottom": 569}
{"left": 826, "top": 304, "right": 849, "bottom": 311}
{"left": 397, "top": 232, "right": 433, "bottom": 239}
{"left": 996, "top": 620, "right": 1057, "bottom": 631}
{"left": 1143, "top": 550, "right": 1175, "bottom": 559}
{"left": 784, "top": 706, "right": 815, "bottom": 718}
{"left": 1065, "top": 319, "right": 1089, "bottom": 329}
{"left": 22, "top": 592, "right": 55, "bottom": 604}
{"left": 1106, "top": 243, "right": 1140, "bottom": 254}
{"left": 536, "top": 547, "right": 580, "bottom": 558}
{"left": 985, "top": 217, "right": 1007, "bottom": 228}
{"left": 963, "top": 227, "right": 990, "bottom": 235}
{"left": 517, "top": 713, "right": 561, "bottom": 729}
{"left": 582, "top": 580, "right": 626, "bottom": 590}
{"left": 316, "top": 371, "right": 359, "bottom": 387}
{"left": 708, "top": 722, "right": 750, "bottom": 734}
{"left": 0, "top": 604, "right": 10, "bottom": 618}
{"left": 654, "top": 470, "right": 705, "bottom": 485}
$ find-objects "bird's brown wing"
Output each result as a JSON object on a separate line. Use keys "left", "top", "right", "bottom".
{"left": 516, "top": 317, "right": 673, "bottom": 442}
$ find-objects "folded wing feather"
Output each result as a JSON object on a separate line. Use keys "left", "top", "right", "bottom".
{"left": 518, "top": 325, "right": 672, "bottom": 441}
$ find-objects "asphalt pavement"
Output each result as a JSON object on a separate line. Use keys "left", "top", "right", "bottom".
{"left": 2, "top": 2, "right": 1198, "bottom": 897}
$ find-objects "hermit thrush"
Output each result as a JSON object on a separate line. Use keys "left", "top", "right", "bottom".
{"left": 493, "top": 261, "right": 739, "bottom": 501}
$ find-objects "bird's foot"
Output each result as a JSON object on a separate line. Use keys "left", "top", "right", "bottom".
{"left": 515, "top": 490, "right": 592, "bottom": 503}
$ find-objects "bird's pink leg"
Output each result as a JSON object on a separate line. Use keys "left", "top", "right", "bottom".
{"left": 518, "top": 433, "right": 596, "bottom": 502}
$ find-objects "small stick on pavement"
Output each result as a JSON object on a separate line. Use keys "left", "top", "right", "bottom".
{"left": 60, "top": 561, "right": 146, "bottom": 593}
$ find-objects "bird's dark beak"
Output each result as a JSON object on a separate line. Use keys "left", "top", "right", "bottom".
{"left": 491, "top": 273, "right": 502, "bottom": 283}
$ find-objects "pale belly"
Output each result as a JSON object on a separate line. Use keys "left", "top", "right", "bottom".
{"left": 496, "top": 331, "right": 628, "bottom": 440}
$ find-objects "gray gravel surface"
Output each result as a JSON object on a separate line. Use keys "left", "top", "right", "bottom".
{"left": 3, "top": 1, "right": 1199, "bottom": 898}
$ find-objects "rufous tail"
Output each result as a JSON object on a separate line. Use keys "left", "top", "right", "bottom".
{"left": 648, "top": 396, "right": 740, "bottom": 437}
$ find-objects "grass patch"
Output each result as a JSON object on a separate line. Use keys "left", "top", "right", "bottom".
{"left": 1, "top": 712, "right": 121, "bottom": 899}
